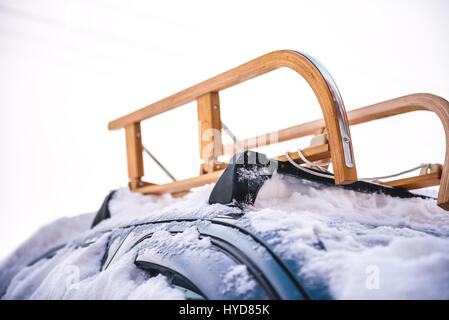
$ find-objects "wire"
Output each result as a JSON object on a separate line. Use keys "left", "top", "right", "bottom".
{"left": 359, "top": 164, "right": 431, "bottom": 182}
{"left": 222, "top": 123, "right": 430, "bottom": 184}
{"left": 221, "top": 121, "right": 245, "bottom": 152}
{"left": 285, "top": 148, "right": 431, "bottom": 182}
{"left": 142, "top": 145, "right": 176, "bottom": 181}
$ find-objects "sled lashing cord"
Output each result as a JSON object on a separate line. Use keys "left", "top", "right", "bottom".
{"left": 108, "top": 50, "right": 449, "bottom": 210}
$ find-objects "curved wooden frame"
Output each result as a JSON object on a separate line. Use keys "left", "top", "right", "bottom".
{"left": 109, "top": 50, "right": 357, "bottom": 185}
{"left": 225, "top": 93, "right": 449, "bottom": 210}
{"left": 108, "top": 49, "right": 449, "bottom": 211}
{"left": 350, "top": 93, "right": 449, "bottom": 210}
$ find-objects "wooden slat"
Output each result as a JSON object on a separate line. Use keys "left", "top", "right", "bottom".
{"left": 224, "top": 94, "right": 449, "bottom": 155}
{"left": 125, "top": 122, "right": 144, "bottom": 188}
{"left": 381, "top": 172, "right": 441, "bottom": 190}
{"left": 107, "top": 51, "right": 331, "bottom": 130}
{"left": 275, "top": 144, "right": 330, "bottom": 163}
{"left": 171, "top": 190, "right": 191, "bottom": 198}
{"left": 223, "top": 118, "right": 325, "bottom": 155}
{"left": 197, "top": 92, "right": 223, "bottom": 174}
{"left": 136, "top": 170, "right": 223, "bottom": 195}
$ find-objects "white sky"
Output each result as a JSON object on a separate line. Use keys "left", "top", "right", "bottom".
{"left": 1, "top": 0, "right": 448, "bottom": 259}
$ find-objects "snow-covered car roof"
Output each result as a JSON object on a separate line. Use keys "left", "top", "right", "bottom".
{"left": 1, "top": 173, "right": 448, "bottom": 299}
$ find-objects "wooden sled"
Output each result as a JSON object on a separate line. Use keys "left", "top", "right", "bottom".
{"left": 108, "top": 50, "right": 449, "bottom": 210}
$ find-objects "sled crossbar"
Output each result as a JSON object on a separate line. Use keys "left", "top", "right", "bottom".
{"left": 108, "top": 50, "right": 449, "bottom": 211}
{"left": 382, "top": 172, "right": 441, "bottom": 190}
{"left": 135, "top": 143, "right": 331, "bottom": 195}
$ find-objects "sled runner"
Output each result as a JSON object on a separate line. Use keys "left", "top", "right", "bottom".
{"left": 108, "top": 50, "right": 449, "bottom": 210}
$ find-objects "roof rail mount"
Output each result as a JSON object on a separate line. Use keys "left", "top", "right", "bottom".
{"left": 209, "top": 151, "right": 432, "bottom": 208}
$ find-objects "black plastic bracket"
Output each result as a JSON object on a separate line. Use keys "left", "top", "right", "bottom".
{"left": 208, "top": 151, "right": 277, "bottom": 207}
{"left": 209, "top": 151, "right": 432, "bottom": 208}
{"left": 91, "top": 190, "right": 116, "bottom": 228}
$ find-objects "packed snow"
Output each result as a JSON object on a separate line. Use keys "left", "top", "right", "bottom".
{"left": 1, "top": 171, "right": 448, "bottom": 299}
{"left": 222, "top": 265, "right": 257, "bottom": 296}
{"left": 250, "top": 174, "right": 449, "bottom": 299}
{"left": 4, "top": 236, "right": 184, "bottom": 299}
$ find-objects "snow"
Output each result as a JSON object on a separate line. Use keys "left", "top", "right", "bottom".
{"left": 222, "top": 265, "right": 256, "bottom": 296}
{"left": 1, "top": 171, "right": 448, "bottom": 299}
{"left": 0, "top": 212, "right": 94, "bottom": 296}
{"left": 97, "top": 185, "right": 237, "bottom": 231}
{"left": 145, "top": 226, "right": 212, "bottom": 255}
{"left": 247, "top": 173, "right": 449, "bottom": 299}
{"left": 3, "top": 233, "right": 184, "bottom": 299}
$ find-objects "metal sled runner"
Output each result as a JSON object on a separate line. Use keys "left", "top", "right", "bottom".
{"left": 108, "top": 50, "right": 449, "bottom": 210}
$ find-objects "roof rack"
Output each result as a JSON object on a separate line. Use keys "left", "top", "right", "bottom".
{"left": 108, "top": 50, "right": 449, "bottom": 210}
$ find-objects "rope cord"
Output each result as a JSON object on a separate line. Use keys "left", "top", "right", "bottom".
{"left": 295, "top": 148, "right": 331, "bottom": 172}
{"left": 285, "top": 148, "right": 431, "bottom": 182}
{"left": 359, "top": 163, "right": 431, "bottom": 182}
{"left": 285, "top": 151, "right": 334, "bottom": 179}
